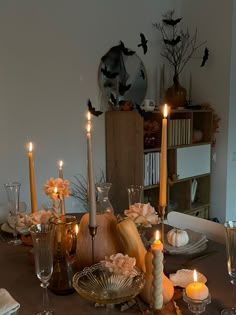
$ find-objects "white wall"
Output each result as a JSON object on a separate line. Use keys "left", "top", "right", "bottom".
{"left": 0, "top": 0, "right": 173, "bottom": 217}
{"left": 0, "top": 1, "right": 234, "bottom": 222}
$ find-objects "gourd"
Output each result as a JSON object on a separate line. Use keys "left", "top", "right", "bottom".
{"left": 116, "top": 218, "right": 147, "bottom": 272}
{"left": 167, "top": 228, "right": 189, "bottom": 247}
{"left": 140, "top": 251, "right": 174, "bottom": 305}
{"left": 75, "top": 212, "right": 122, "bottom": 270}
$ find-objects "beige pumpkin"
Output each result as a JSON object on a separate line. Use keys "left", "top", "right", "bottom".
{"left": 75, "top": 212, "right": 122, "bottom": 270}
{"left": 167, "top": 228, "right": 189, "bottom": 247}
{"left": 140, "top": 251, "right": 174, "bottom": 305}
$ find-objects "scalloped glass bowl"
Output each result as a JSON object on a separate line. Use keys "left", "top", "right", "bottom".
{"left": 73, "top": 262, "right": 145, "bottom": 305}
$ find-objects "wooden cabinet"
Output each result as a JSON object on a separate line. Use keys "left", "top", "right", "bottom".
{"left": 105, "top": 109, "right": 213, "bottom": 218}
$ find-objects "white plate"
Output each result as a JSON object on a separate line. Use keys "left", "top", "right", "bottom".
{"left": 164, "top": 229, "right": 208, "bottom": 255}
{"left": 169, "top": 269, "right": 207, "bottom": 288}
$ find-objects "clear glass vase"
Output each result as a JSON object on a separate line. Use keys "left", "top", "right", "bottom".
{"left": 96, "top": 183, "right": 114, "bottom": 214}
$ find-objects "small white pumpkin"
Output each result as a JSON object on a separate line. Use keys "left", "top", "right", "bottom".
{"left": 167, "top": 228, "right": 189, "bottom": 247}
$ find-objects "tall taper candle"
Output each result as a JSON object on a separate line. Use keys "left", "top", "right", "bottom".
{"left": 86, "top": 112, "right": 97, "bottom": 227}
{"left": 152, "top": 230, "right": 163, "bottom": 310}
{"left": 58, "top": 160, "right": 65, "bottom": 215}
{"left": 28, "top": 142, "right": 37, "bottom": 213}
{"left": 58, "top": 160, "right": 63, "bottom": 179}
{"left": 159, "top": 104, "right": 168, "bottom": 207}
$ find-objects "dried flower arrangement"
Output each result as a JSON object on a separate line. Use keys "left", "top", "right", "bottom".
{"left": 153, "top": 10, "right": 208, "bottom": 82}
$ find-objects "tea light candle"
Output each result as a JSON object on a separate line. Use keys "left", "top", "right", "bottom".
{"left": 159, "top": 104, "right": 168, "bottom": 207}
{"left": 28, "top": 142, "right": 37, "bottom": 213}
{"left": 151, "top": 230, "right": 163, "bottom": 310}
{"left": 186, "top": 269, "right": 209, "bottom": 300}
{"left": 86, "top": 112, "right": 96, "bottom": 228}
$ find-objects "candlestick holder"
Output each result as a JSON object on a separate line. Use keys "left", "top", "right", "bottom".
{"left": 183, "top": 289, "right": 211, "bottom": 314}
{"left": 158, "top": 205, "right": 166, "bottom": 246}
{"left": 88, "top": 225, "right": 98, "bottom": 264}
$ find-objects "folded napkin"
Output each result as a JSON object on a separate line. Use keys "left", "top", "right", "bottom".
{"left": 0, "top": 289, "right": 20, "bottom": 315}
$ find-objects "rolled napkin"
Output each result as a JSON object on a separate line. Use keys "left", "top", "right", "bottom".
{"left": 0, "top": 288, "right": 20, "bottom": 315}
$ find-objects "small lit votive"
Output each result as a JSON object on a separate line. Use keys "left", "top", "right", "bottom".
{"left": 185, "top": 269, "right": 209, "bottom": 300}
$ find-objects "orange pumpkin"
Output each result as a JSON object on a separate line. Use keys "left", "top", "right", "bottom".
{"left": 75, "top": 212, "right": 122, "bottom": 270}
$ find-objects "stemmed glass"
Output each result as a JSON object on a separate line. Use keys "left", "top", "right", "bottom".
{"left": 221, "top": 221, "right": 236, "bottom": 315}
{"left": 4, "top": 182, "right": 22, "bottom": 245}
{"left": 29, "top": 223, "right": 55, "bottom": 315}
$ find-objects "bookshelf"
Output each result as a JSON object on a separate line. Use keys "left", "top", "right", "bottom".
{"left": 105, "top": 109, "right": 213, "bottom": 218}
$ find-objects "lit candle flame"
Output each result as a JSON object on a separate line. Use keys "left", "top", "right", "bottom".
{"left": 163, "top": 104, "right": 168, "bottom": 118}
{"left": 58, "top": 160, "right": 63, "bottom": 169}
{"left": 54, "top": 187, "right": 58, "bottom": 194}
{"left": 193, "top": 269, "right": 198, "bottom": 282}
{"left": 155, "top": 230, "right": 160, "bottom": 241}
{"left": 28, "top": 142, "right": 33, "bottom": 152}
{"left": 87, "top": 111, "right": 91, "bottom": 121}
{"left": 87, "top": 123, "right": 91, "bottom": 133}
{"left": 75, "top": 224, "right": 79, "bottom": 235}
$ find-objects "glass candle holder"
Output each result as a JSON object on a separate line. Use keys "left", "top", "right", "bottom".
{"left": 183, "top": 289, "right": 211, "bottom": 314}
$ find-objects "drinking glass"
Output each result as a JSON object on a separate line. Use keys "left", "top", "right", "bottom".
{"left": 127, "top": 185, "right": 144, "bottom": 209}
{"left": 29, "top": 223, "right": 55, "bottom": 315}
{"left": 4, "top": 182, "right": 22, "bottom": 245}
{"left": 221, "top": 221, "right": 236, "bottom": 315}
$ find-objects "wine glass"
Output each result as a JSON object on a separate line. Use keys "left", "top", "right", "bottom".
{"left": 4, "top": 182, "right": 22, "bottom": 245}
{"left": 29, "top": 223, "right": 55, "bottom": 315}
{"left": 73, "top": 262, "right": 145, "bottom": 315}
{"left": 221, "top": 221, "right": 236, "bottom": 315}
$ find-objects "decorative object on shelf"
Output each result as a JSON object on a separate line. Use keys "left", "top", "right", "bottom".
{"left": 141, "top": 99, "right": 155, "bottom": 112}
{"left": 153, "top": 10, "right": 208, "bottom": 109}
{"left": 43, "top": 177, "right": 70, "bottom": 216}
{"left": 167, "top": 228, "right": 189, "bottom": 247}
{"left": 49, "top": 215, "right": 78, "bottom": 295}
{"left": 144, "top": 120, "right": 160, "bottom": 149}
{"left": 27, "top": 142, "right": 37, "bottom": 213}
{"left": 96, "top": 182, "right": 114, "bottom": 214}
{"left": 98, "top": 41, "right": 147, "bottom": 110}
{"left": 193, "top": 129, "right": 203, "bottom": 143}
{"left": 73, "top": 261, "right": 145, "bottom": 315}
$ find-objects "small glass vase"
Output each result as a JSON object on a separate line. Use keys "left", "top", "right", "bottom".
{"left": 165, "top": 75, "right": 187, "bottom": 109}
{"left": 96, "top": 182, "right": 114, "bottom": 214}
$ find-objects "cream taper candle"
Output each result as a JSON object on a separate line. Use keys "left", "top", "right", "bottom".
{"left": 28, "top": 142, "right": 37, "bottom": 213}
{"left": 159, "top": 104, "right": 168, "bottom": 207}
{"left": 86, "top": 112, "right": 96, "bottom": 228}
{"left": 151, "top": 230, "right": 163, "bottom": 310}
{"left": 58, "top": 160, "right": 64, "bottom": 179}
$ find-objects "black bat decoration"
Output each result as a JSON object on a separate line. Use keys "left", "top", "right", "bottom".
{"left": 200, "top": 48, "right": 209, "bottom": 67}
{"left": 101, "top": 65, "right": 119, "bottom": 79}
{"left": 138, "top": 33, "right": 148, "bottom": 54}
{"left": 120, "top": 40, "right": 136, "bottom": 56}
{"left": 140, "top": 69, "right": 145, "bottom": 80}
{"left": 119, "top": 82, "right": 131, "bottom": 95}
{"left": 162, "top": 17, "right": 182, "bottom": 26}
{"left": 110, "top": 93, "right": 117, "bottom": 105}
{"left": 164, "top": 36, "right": 181, "bottom": 46}
{"left": 87, "top": 99, "right": 103, "bottom": 117}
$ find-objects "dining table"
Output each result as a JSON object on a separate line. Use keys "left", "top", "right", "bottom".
{"left": 0, "top": 222, "right": 232, "bottom": 315}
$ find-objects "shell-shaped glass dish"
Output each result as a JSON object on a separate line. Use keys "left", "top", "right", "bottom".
{"left": 73, "top": 262, "right": 145, "bottom": 305}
